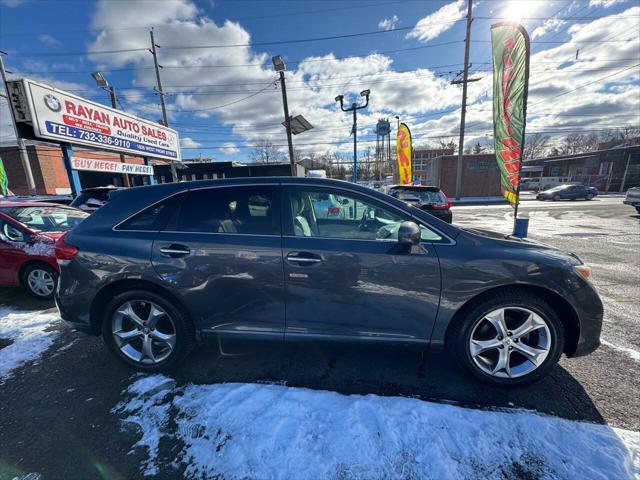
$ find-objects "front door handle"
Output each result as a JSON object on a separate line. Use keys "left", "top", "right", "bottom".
{"left": 286, "top": 252, "right": 322, "bottom": 266}
{"left": 159, "top": 244, "right": 191, "bottom": 257}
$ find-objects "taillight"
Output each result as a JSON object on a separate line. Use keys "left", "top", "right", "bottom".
{"left": 55, "top": 233, "right": 78, "bottom": 265}
{"left": 432, "top": 192, "right": 452, "bottom": 210}
{"left": 328, "top": 207, "right": 340, "bottom": 215}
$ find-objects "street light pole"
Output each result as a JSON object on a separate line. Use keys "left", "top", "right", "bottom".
{"left": 91, "top": 72, "right": 130, "bottom": 187}
{"left": 273, "top": 56, "right": 296, "bottom": 176}
{"left": 335, "top": 90, "right": 370, "bottom": 182}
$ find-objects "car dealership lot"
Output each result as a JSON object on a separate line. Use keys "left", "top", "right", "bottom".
{"left": 0, "top": 197, "right": 638, "bottom": 479}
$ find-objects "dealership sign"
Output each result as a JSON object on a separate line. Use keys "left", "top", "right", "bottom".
{"left": 71, "top": 157, "right": 154, "bottom": 176}
{"left": 7, "top": 79, "right": 181, "bottom": 162}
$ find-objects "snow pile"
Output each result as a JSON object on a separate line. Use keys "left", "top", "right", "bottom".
{"left": 114, "top": 375, "right": 640, "bottom": 479}
{"left": 0, "top": 307, "right": 61, "bottom": 381}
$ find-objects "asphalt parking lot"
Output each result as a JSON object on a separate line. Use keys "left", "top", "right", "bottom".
{"left": 0, "top": 196, "right": 638, "bottom": 480}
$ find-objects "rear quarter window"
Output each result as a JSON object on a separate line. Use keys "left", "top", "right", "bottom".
{"left": 115, "top": 193, "right": 184, "bottom": 231}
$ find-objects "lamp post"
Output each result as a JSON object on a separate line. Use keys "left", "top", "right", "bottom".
{"left": 91, "top": 71, "right": 130, "bottom": 187}
{"left": 272, "top": 56, "right": 296, "bottom": 176}
{"left": 335, "top": 90, "right": 370, "bottom": 182}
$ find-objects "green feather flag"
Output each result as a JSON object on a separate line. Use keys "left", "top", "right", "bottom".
{"left": 0, "top": 157, "right": 8, "bottom": 196}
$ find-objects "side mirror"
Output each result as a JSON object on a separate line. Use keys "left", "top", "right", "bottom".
{"left": 398, "top": 221, "right": 421, "bottom": 245}
{"left": 341, "top": 198, "right": 350, "bottom": 205}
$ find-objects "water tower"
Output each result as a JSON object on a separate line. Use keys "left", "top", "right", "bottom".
{"left": 375, "top": 118, "right": 391, "bottom": 180}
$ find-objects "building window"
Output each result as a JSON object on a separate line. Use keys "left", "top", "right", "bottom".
{"left": 599, "top": 162, "right": 613, "bottom": 175}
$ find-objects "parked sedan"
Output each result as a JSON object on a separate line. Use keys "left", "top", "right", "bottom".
{"left": 388, "top": 185, "right": 453, "bottom": 223}
{"left": 536, "top": 184, "right": 598, "bottom": 201}
{"left": 56, "top": 178, "right": 602, "bottom": 386}
{"left": 623, "top": 186, "right": 640, "bottom": 213}
{"left": 0, "top": 202, "right": 88, "bottom": 298}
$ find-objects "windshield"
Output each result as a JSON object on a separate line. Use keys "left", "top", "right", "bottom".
{"left": 0, "top": 206, "right": 88, "bottom": 232}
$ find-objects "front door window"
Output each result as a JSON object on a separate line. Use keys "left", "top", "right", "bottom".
{"left": 287, "top": 189, "right": 442, "bottom": 242}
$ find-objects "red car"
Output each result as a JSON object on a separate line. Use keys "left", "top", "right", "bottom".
{"left": 0, "top": 201, "right": 88, "bottom": 299}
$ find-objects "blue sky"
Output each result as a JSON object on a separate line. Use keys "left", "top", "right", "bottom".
{"left": 1, "top": 0, "right": 638, "bottom": 162}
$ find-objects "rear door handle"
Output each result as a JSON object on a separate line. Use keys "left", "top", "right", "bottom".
{"left": 286, "top": 252, "right": 322, "bottom": 266}
{"left": 159, "top": 244, "right": 191, "bottom": 257}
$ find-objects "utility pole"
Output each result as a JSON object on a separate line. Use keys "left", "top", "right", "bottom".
{"left": 278, "top": 71, "right": 295, "bottom": 174}
{"left": 620, "top": 152, "right": 632, "bottom": 192}
{"left": 150, "top": 28, "right": 178, "bottom": 182}
{"left": 335, "top": 90, "right": 370, "bottom": 183}
{"left": 0, "top": 54, "right": 36, "bottom": 194}
{"left": 452, "top": 0, "right": 480, "bottom": 199}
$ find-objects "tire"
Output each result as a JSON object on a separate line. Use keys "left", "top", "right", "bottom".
{"left": 447, "top": 290, "right": 565, "bottom": 387}
{"left": 553, "top": 194, "right": 561, "bottom": 201}
{"left": 102, "top": 290, "right": 194, "bottom": 371}
{"left": 22, "top": 263, "right": 58, "bottom": 300}
{"left": 585, "top": 193, "right": 593, "bottom": 200}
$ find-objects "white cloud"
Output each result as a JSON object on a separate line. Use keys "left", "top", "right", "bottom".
{"left": 38, "top": 34, "right": 61, "bottom": 46}
{"left": 220, "top": 142, "right": 239, "bottom": 154}
{"left": 378, "top": 15, "right": 399, "bottom": 31}
{"left": 180, "top": 137, "right": 202, "bottom": 149}
{"left": 406, "top": 0, "right": 465, "bottom": 43}
{"left": 531, "top": 18, "right": 567, "bottom": 39}
{"left": 83, "top": 0, "right": 640, "bottom": 159}
{"left": 589, "top": 0, "right": 627, "bottom": 7}
{"left": 0, "top": 0, "right": 28, "bottom": 6}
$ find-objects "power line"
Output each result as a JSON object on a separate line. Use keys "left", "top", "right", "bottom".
{"left": 3, "top": 20, "right": 462, "bottom": 58}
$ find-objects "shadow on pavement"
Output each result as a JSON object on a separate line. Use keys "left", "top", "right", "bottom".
{"left": 172, "top": 339, "right": 606, "bottom": 426}
{"left": 0, "top": 287, "right": 55, "bottom": 311}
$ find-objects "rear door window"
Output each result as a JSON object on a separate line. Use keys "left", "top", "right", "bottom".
{"left": 177, "top": 186, "right": 279, "bottom": 235}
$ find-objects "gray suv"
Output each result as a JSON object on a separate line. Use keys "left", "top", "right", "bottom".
{"left": 55, "top": 178, "right": 603, "bottom": 386}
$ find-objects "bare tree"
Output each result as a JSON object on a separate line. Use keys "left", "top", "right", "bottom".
{"left": 249, "top": 139, "right": 283, "bottom": 164}
{"left": 523, "top": 133, "right": 550, "bottom": 159}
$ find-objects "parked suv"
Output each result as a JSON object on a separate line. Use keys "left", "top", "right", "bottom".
{"left": 55, "top": 178, "right": 603, "bottom": 386}
{"left": 388, "top": 185, "right": 453, "bottom": 223}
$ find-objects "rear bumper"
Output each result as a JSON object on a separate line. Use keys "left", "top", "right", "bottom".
{"left": 55, "top": 292, "right": 97, "bottom": 335}
{"left": 623, "top": 200, "right": 640, "bottom": 206}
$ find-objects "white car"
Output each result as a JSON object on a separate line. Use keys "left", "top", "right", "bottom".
{"left": 623, "top": 186, "right": 640, "bottom": 213}
{"left": 310, "top": 193, "right": 347, "bottom": 219}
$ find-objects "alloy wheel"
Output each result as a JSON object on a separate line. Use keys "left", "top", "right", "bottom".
{"left": 469, "top": 307, "right": 551, "bottom": 379}
{"left": 112, "top": 301, "right": 177, "bottom": 365}
{"left": 27, "top": 269, "right": 55, "bottom": 297}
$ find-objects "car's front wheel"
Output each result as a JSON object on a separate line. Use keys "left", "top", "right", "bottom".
{"left": 102, "top": 290, "right": 194, "bottom": 371}
{"left": 449, "top": 291, "right": 565, "bottom": 386}
{"left": 585, "top": 193, "right": 594, "bottom": 200}
{"left": 553, "top": 194, "right": 561, "bottom": 201}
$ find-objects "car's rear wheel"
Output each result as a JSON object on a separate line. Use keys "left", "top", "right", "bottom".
{"left": 449, "top": 291, "right": 565, "bottom": 386}
{"left": 22, "top": 263, "right": 57, "bottom": 300}
{"left": 102, "top": 290, "right": 194, "bottom": 371}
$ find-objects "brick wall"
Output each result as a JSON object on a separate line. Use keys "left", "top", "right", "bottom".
{"left": 0, "top": 144, "right": 148, "bottom": 195}
{"left": 414, "top": 154, "right": 502, "bottom": 197}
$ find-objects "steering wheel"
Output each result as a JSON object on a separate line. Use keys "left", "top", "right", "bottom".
{"left": 357, "top": 210, "right": 370, "bottom": 231}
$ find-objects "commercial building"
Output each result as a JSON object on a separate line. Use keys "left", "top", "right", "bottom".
{"left": 0, "top": 143, "right": 303, "bottom": 196}
{"left": 414, "top": 153, "right": 502, "bottom": 197}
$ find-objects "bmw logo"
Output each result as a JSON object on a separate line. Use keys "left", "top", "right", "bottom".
{"left": 44, "top": 94, "right": 61, "bottom": 112}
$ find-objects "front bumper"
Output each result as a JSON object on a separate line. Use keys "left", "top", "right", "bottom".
{"left": 567, "top": 282, "right": 604, "bottom": 357}
{"left": 623, "top": 199, "right": 640, "bottom": 206}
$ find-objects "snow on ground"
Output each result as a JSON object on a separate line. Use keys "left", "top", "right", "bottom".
{"left": 114, "top": 375, "right": 640, "bottom": 480}
{"left": 0, "top": 307, "right": 62, "bottom": 381}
